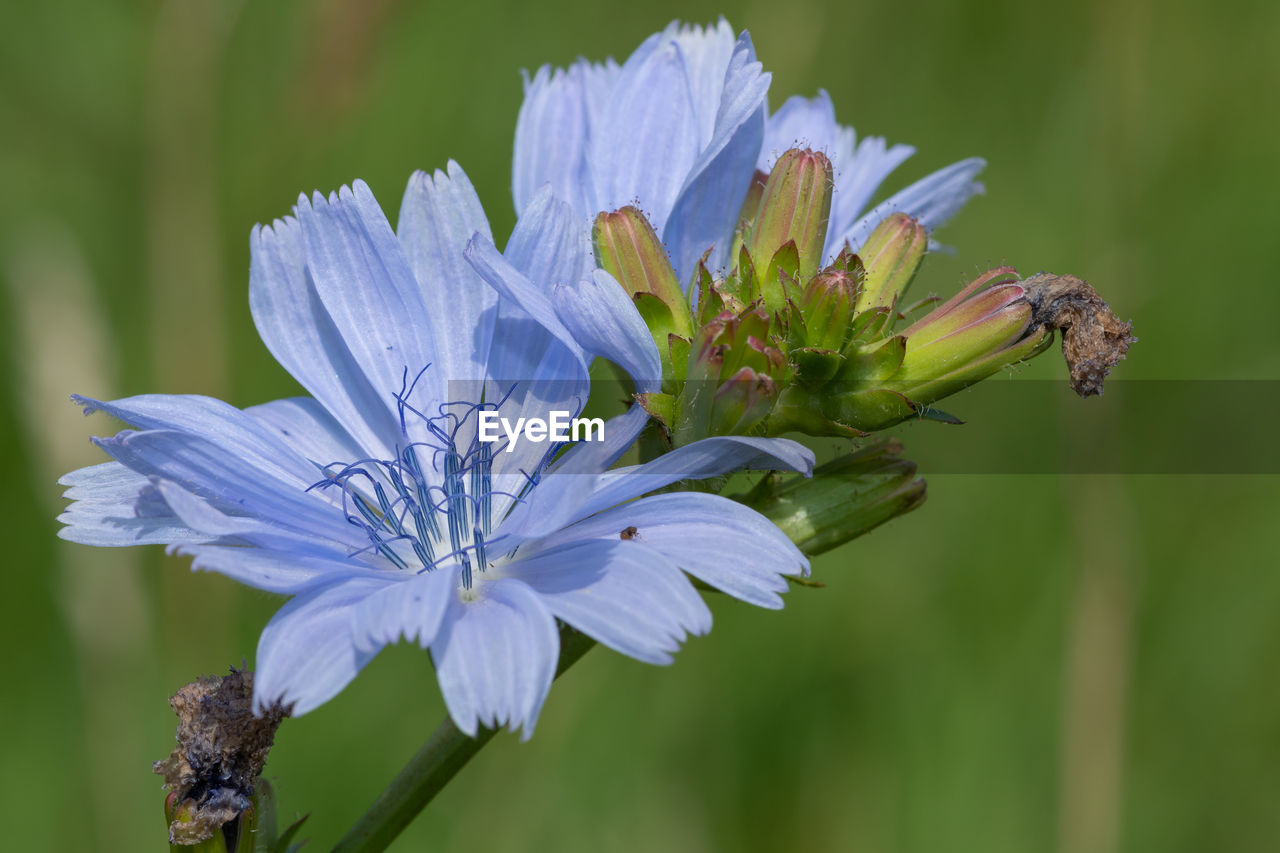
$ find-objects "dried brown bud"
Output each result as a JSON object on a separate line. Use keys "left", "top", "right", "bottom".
{"left": 1023, "top": 273, "right": 1136, "bottom": 396}
{"left": 153, "top": 667, "right": 287, "bottom": 846}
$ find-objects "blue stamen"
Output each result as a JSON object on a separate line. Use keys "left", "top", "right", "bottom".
{"left": 308, "top": 366, "right": 532, "bottom": 589}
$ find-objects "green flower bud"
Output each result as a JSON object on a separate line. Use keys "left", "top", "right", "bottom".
{"left": 855, "top": 213, "right": 928, "bottom": 314}
{"left": 738, "top": 440, "right": 927, "bottom": 555}
{"left": 711, "top": 367, "right": 779, "bottom": 435}
{"left": 594, "top": 207, "right": 694, "bottom": 339}
{"left": 748, "top": 149, "right": 833, "bottom": 282}
{"left": 798, "top": 266, "right": 862, "bottom": 352}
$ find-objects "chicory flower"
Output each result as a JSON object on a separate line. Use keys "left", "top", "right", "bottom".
{"left": 59, "top": 163, "right": 812, "bottom": 738}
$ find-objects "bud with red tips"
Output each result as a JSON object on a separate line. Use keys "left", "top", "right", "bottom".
{"left": 748, "top": 149, "right": 833, "bottom": 284}
{"left": 854, "top": 213, "right": 928, "bottom": 314}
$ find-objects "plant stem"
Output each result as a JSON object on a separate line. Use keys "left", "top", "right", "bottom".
{"left": 328, "top": 627, "right": 597, "bottom": 853}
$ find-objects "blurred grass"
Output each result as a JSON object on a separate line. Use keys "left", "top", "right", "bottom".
{"left": 2, "top": 0, "right": 1278, "bottom": 850}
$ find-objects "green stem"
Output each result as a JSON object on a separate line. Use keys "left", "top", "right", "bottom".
{"left": 328, "top": 627, "right": 596, "bottom": 853}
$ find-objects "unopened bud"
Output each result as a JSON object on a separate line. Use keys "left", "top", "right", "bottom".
{"left": 799, "top": 266, "right": 861, "bottom": 352}
{"left": 740, "top": 440, "right": 927, "bottom": 554}
{"left": 748, "top": 149, "right": 833, "bottom": 282}
{"left": 594, "top": 207, "right": 694, "bottom": 338}
{"left": 855, "top": 213, "right": 928, "bottom": 313}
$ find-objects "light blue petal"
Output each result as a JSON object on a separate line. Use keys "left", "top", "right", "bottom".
{"left": 254, "top": 577, "right": 391, "bottom": 714}
{"left": 250, "top": 215, "right": 403, "bottom": 459}
{"left": 73, "top": 394, "right": 321, "bottom": 487}
{"left": 569, "top": 435, "right": 815, "bottom": 522}
{"left": 466, "top": 191, "right": 589, "bottom": 385}
{"left": 57, "top": 462, "right": 216, "bottom": 547}
{"left": 553, "top": 269, "right": 662, "bottom": 394}
{"left": 512, "top": 65, "right": 592, "bottom": 215}
{"left": 543, "top": 399, "right": 650, "bottom": 478}
{"left": 667, "top": 19, "right": 738, "bottom": 147}
{"left": 836, "top": 157, "right": 987, "bottom": 251}
{"left": 94, "top": 430, "right": 364, "bottom": 549}
{"left": 541, "top": 492, "right": 808, "bottom": 609}
{"left": 350, "top": 563, "right": 458, "bottom": 653}
{"left": 589, "top": 36, "right": 700, "bottom": 232}
{"left": 176, "top": 543, "right": 383, "bottom": 595}
{"left": 244, "top": 397, "right": 365, "bottom": 471}
{"left": 759, "top": 91, "right": 845, "bottom": 172}
{"left": 827, "top": 134, "right": 916, "bottom": 256}
{"left": 154, "top": 479, "right": 363, "bottom": 557}
{"left": 513, "top": 539, "right": 711, "bottom": 665}
{"left": 502, "top": 185, "right": 595, "bottom": 298}
{"left": 397, "top": 162, "right": 497, "bottom": 382}
{"left": 464, "top": 197, "right": 593, "bottom": 512}
{"left": 430, "top": 578, "right": 559, "bottom": 740}
{"left": 494, "top": 435, "right": 811, "bottom": 550}
{"left": 664, "top": 30, "right": 769, "bottom": 280}
{"left": 486, "top": 437, "right": 613, "bottom": 548}
{"left": 297, "top": 181, "right": 445, "bottom": 429}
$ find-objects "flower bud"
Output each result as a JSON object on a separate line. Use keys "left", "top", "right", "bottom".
{"left": 711, "top": 367, "right": 778, "bottom": 435}
{"left": 798, "top": 266, "right": 861, "bottom": 352}
{"left": 594, "top": 207, "right": 694, "bottom": 339}
{"left": 740, "top": 440, "right": 927, "bottom": 554}
{"left": 889, "top": 269, "right": 1052, "bottom": 405}
{"left": 854, "top": 213, "right": 928, "bottom": 313}
{"left": 748, "top": 149, "right": 833, "bottom": 282}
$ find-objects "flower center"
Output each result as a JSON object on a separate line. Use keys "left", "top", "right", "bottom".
{"left": 307, "top": 369, "right": 538, "bottom": 589}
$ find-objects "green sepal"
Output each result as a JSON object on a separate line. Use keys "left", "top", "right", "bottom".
{"left": 637, "top": 391, "right": 677, "bottom": 429}
{"left": 839, "top": 335, "right": 907, "bottom": 382}
{"left": 633, "top": 292, "right": 679, "bottom": 379}
{"left": 736, "top": 244, "right": 760, "bottom": 303}
{"left": 791, "top": 347, "right": 844, "bottom": 384}
{"left": 667, "top": 334, "right": 690, "bottom": 387}
{"left": 825, "top": 388, "right": 918, "bottom": 432}
{"left": 761, "top": 241, "right": 799, "bottom": 321}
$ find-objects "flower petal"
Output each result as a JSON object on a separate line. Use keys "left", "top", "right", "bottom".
{"left": 250, "top": 215, "right": 403, "bottom": 458}
{"left": 397, "top": 162, "right": 497, "bottom": 382}
{"left": 664, "top": 29, "right": 769, "bottom": 280}
{"left": 94, "top": 430, "right": 363, "bottom": 548}
{"left": 350, "top": 563, "right": 458, "bottom": 653}
{"left": 836, "top": 157, "right": 986, "bottom": 251}
{"left": 297, "top": 181, "right": 445, "bottom": 423}
{"left": 57, "top": 462, "right": 216, "bottom": 547}
{"left": 512, "top": 539, "right": 711, "bottom": 665}
{"left": 543, "top": 492, "right": 808, "bottom": 609}
{"left": 176, "top": 543, "right": 383, "bottom": 595}
{"left": 552, "top": 269, "right": 662, "bottom": 394}
{"left": 570, "top": 435, "right": 815, "bottom": 522}
{"left": 74, "top": 393, "right": 321, "bottom": 486}
{"left": 465, "top": 191, "right": 589, "bottom": 385}
{"left": 254, "top": 577, "right": 391, "bottom": 714}
{"left": 430, "top": 578, "right": 559, "bottom": 739}
{"left": 513, "top": 65, "right": 593, "bottom": 216}
{"left": 244, "top": 396, "right": 365, "bottom": 470}
{"left": 589, "top": 36, "right": 700, "bottom": 232}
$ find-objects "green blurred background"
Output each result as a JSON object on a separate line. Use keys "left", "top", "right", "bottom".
{"left": 3, "top": 0, "right": 1278, "bottom": 850}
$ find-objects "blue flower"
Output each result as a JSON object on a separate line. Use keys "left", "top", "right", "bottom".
{"left": 59, "top": 163, "right": 812, "bottom": 738}
{"left": 514, "top": 19, "right": 769, "bottom": 283}
{"left": 513, "top": 19, "right": 983, "bottom": 280}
